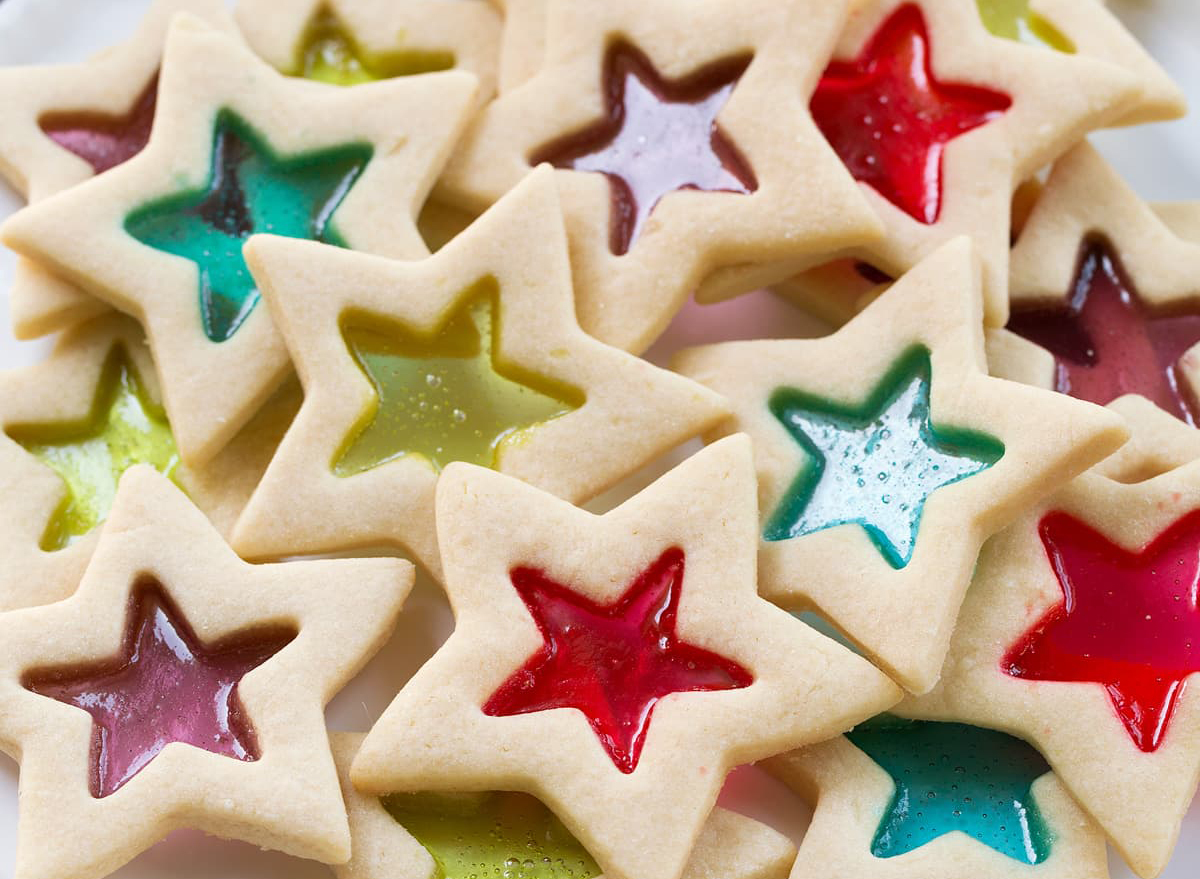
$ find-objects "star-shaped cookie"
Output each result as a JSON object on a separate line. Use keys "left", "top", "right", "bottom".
{"left": 1153, "top": 200, "right": 1200, "bottom": 243}
{"left": 0, "top": 313, "right": 297, "bottom": 613}
{"left": 0, "top": 0, "right": 238, "bottom": 338}
{"left": 350, "top": 434, "right": 900, "bottom": 879}
{"left": 229, "top": 168, "right": 729, "bottom": 577}
{"left": 0, "top": 465, "right": 412, "bottom": 879}
{"left": 764, "top": 716, "right": 1108, "bottom": 879}
{"left": 696, "top": 0, "right": 1141, "bottom": 327}
{"left": 902, "top": 452, "right": 1200, "bottom": 878}
{"left": 673, "top": 238, "right": 1128, "bottom": 692}
{"left": 329, "top": 732, "right": 797, "bottom": 879}
{"left": 997, "top": 141, "right": 1200, "bottom": 431}
{"left": 1, "top": 15, "right": 478, "bottom": 467}
{"left": 435, "top": 0, "right": 884, "bottom": 353}
{"left": 235, "top": 0, "right": 500, "bottom": 103}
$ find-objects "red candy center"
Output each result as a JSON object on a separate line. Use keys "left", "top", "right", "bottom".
{"left": 40, "top": 75, "right": 158, "bottom": 176}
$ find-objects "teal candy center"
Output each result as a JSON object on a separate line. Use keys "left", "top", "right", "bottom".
{"left": 763, "top": 347, "right": 1004, "bottom": 568}
{"left": 847, "top": 717, "right": 1054, "bottom": 863}
{"left": 124, "top": 110, "right": 372, "bottom": 343}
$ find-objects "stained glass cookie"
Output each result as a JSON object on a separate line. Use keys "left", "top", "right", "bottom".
{"left": 350, "top": 435, "right": 900, "bottom": 879}
{"left": 0, "top": 466, "right": 412, "bottom": 879}
{"left": 696, "top": 0, "right": 1142, "bottom": 326}
{"left": 235, "top": 0, "right": 501, "bottom": 104}
{"left": 0, "top": 314, "right": 297, "bottom": 612}
{"left": 990, "top": 142, "right": 1200, "bottom": 433}
{"left": 0, "top": 0, "right": 238, "bottom": 338}
{"left": 673, "top": 238, "right": 1128, "bottom": 692}
{"left": 436, "top": 0, "right": 885, "bottom": 353}
{"left": 901, "top": 446, "right": 1200, "bottom": 878}
{"left": 764, "top": 716, "right": 1109, "bottom": 879}
{"left": 229, "top": 168, "right": 729, "bottom": 577}
{"left": 330, "top": 732, "right": 797, "bottom": 879}
{"left": 0, "top": 15, "right": 478, "bottom": 467}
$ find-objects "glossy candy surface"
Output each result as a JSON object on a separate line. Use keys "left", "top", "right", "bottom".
{"left": 1003, "top": 510, "right": 1200, "bottom": 752}
{"left": 335, "top": 284, "right": 583, "bottom": 476}
{"left": 483, "top": 548, "right": 753, "bottom": 774}
{"left": 6, "top": 349, "right": 179, "bottom": 551}
{"left": 764, "top": 347, "right": 1004, "bottom": 568}
{"left": 975, "top": 0, "right": 1075, "bottom": 52}
{"left": 534, "top": 44, "right": 755, "bottom": 255}
{"left": 296, "top": 8, "right": 453, "bottom": 86}
{"left": 810, "top": 4, "right": 1011, "bottom": 224}
{"left": 41, "top": 77, "right": 158, "bottom": 175}
{"left": 24, "top": 583, "right": 293, "bottom": 797}
{"left": 1007, "top": 239, "right": 1200, "bottom": 425}
{"left": 383, "top": 790, "right": 600, "bottom": 879}
{"left": 125, "top": 111, "right": 372, "bottom": 343}
{"left": 847, "top": 716, "right": 1053, "bottom": 862}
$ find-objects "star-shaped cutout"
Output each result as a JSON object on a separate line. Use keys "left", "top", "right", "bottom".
{"left": 999, "top": 143, "right": 1200, "bottom": 435}
{"left": 765, "top": 720, "right": 1109, "bottom": 879}
{"left": 228, "top": 168, "right": 729, "bottom": 578}
{"left": 695, "top": 0, "right": 1144, "bottom": 327}
{"left": 764, "top": 347, "right": 1003, "bottom": 568}
{"left": 1, "top": 16, "right": 478, "bottom": 466}
{"left": 349, "top": 436, "right": 900, "bottom": 879}
{"left": 811, "top": 3, "right": 1012, "bottom": 225}
{"left": 437, "top": 0, "right": 884, "bottom": 352}
{"left": 482, "top": 547, "right": 753, "bottom": 773}
{"left": 6, "top": 347, "right": 180, "bottom": 550}
{"left": 327, "top": 732, "right": 798, "bottom": 879}
{"left": 901, "top": 459, "right": 1200, "bottom": 878}
{"left": 1002, "top": 511, "right": 1200, "bottom": 752}
{"left": 234, "top": 0, "right": 501, "bottom": 103}
{"left": 0, "top": 466, "right": 412, "bottom": 879}
{"left": 0, "top": 0, "right": 240, "bottom": 338}
{"left": 125, "top": 110, "right": 372, "bottom": 343}
{"left": 673, "top": 237, "right": 1128, "bottom": 692}
{"left": 335, "top": 290, "right": 582, "bottom": 475}
{"left": 535, "top": 44, "right": 755, "bottom": 256}
{"left": 846, "top": 717, "right": 1051, "bottom": 862}
{"left": 25, "top": 583, "right": 292, "bottom": 798}
{"left": 975, "top": 0, "right": 1074, "bottom": 52}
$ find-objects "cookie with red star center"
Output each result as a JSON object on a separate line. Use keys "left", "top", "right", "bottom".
{"left": 350, "top": 435, "right": 900, "bottom": 879}
{"left": 0, "top": 466, "right": 412, "bottom": 879}
{"left": 762, "top": 717, "right": 1109, "bottom": 879}
{"left": 228, "top": 168, "right": 729, "bottom": 577}
{"left": 234, "top": 0, "right": 501, "bottom": 105}
{"left": 0, "top": 313, "right": 298, "bottom": 614}
{"left": 901, "top": 448, "right": 1200, "bottom": 878}
{"left": 0, "top": 16, "right": 477, "bottom": 467}
{"left": 329, "top": 732, "right": 798, "bottom": 879}
{"left": 0, "top": 0, "right": 239, "bottom": 339}
{"left": 695, "top": 0, "right": 1141, "bottom": 327}
{"left": 672, "top": 238, "right": 1128, "bottom": 693}
{"left": 988, "top": 142, "right": 1200, "bottom": 444}
{"left": 434, "top": 0, "right": 885, "bottom": 354}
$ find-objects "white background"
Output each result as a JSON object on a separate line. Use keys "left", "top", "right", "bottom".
{"left": 0, "top": 0, "right": 1197, "bottom": 877}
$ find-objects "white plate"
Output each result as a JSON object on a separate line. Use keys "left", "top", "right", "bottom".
{"left": 0, "top": 0, "right": 1196, "bottom": 877}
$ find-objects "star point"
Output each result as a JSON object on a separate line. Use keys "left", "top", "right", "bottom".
{"left": 39, "top": 75, "right": 159, "bottom": 176}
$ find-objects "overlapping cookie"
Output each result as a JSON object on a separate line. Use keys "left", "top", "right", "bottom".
{"left": 674, "top": 238, "right": 1127, "bottom": 692}
{"left": 0, "top": 314, "right": 296, "bottom": 612}
{"left": 1, "top": 15, "right": 478, "bottom": 466}
{"left": 0, "top": 467, "right": 412, "bottom": 879}
{"left": 437, "top": 0, "right": 885, "bottom": 353}
{"left": 903, "top": 444, "right": 1200, "bottom": 877}
{"left": 230, "top": 168, "right": 729, "bottom": 576}
{"left": 351, "top": 436, "right": 901, "bottom": 879}
{"left": 765, "top": 715, "right": 1109, "bottom": 879}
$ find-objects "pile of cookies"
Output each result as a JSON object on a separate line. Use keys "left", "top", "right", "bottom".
{"left": 0, "top": 1, "right": 1196, "bottom": 878}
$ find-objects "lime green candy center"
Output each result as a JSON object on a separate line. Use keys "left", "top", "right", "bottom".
{"left": 383, "top": 791, "right": 600, "bottom": 879}
{"left": 334, "top": 281, "right": 584, "bottom": 476}
{"left": 7, "top": 351, "right": 180, "bottom": 550}
{"left": 298, "top": 8, "right": 454, "bottom": 86}
{"left": 976, "top": 0, "right": 1076, "bottom": 52}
